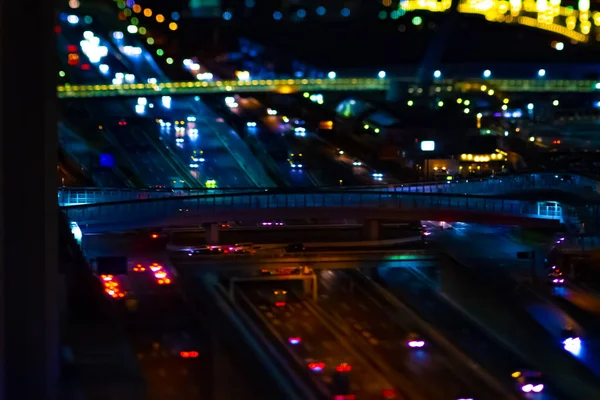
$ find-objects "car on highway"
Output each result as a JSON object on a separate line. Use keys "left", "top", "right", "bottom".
{"left": 233, "top": 242, "right": 254, "bottom": 253}
{"left": 294, "top": 126, "right": 306, "bottom": 137}
{"left": 260, "top": 220, "right": 285, "bottom": 226}
{"left": 331, "top": 363, "right": 354, "bottom": 399}
{"left": 188, "top": 246, "right": 223, "bottom": 256}
{"left": 288, "top": 153, "right": 303, "bottom": 169}
{"left": 266, "top": 289, "right": 287, "bottom": 307}
{"left": 406, "top": 332, "right": 426, "bottom": 348}
{"left": 511, "top": 370, "right": 545, "bottom": 395}
{"left": 548, "top": 266, "right": 565, "bottom": 285}
{"left": 561, "top": 327, "right": 582, "bottom": 354}
{"left": 163, "top": 332, "right": 199, "bottom": 359}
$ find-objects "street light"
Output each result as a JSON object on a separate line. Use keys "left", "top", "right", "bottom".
{"left": 538, "top": 69, "right": 546, "bottom": 77}
{"left": 483, "top": 69, "right": 491, "bottom": 78}
{"left": 378, "top": 70, "right": 386, "bottom": 79}
{"left": 433, "top": 70, "right": 441, "bottom": 79}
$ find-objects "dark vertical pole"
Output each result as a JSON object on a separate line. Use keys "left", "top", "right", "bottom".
{"left": 530, "top": 251, "right": 537, "bottom": 283}
{"left": 0, "top": 0, "right": 58, "bottom": 398}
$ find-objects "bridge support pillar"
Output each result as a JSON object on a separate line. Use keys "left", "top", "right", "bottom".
{"left": 203, "top": 223, "right": 220, "bottom": 245}
{"left": 1, "top": 0, "right": 59, "bottom": 397}
{"left": 363, "top": 219, "right": 381, "bottom": 241}
{"left": 303, "top": 274, "right": 318, "bottom": 301}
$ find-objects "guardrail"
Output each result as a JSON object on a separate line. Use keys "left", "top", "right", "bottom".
{"left": 169, "top": 249, "right": 434, "bottom": 267}
{"left": 202, "top": 275, "right": 322, "bottom": 400}
{"left": 56, "top": 172, "right": 600, "bottom": 206}
{"left": 62, "top": 191, "right": 568, "bottom": 228}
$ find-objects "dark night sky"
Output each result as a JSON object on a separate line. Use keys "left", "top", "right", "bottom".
{"left": 115, "top": 0, "right": 600, "bottom": 66}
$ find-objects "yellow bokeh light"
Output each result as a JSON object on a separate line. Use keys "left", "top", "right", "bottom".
{"left": 144, "top": 8, "right": 152, "bottom": 17}
{"left": 169, "top": 22, "right": 178, "bottom": 31}
{"left": 132, "top": 4, "right": 141, "bottom": 13}
{"left": 156, "top": 14, "right": 165, "bottom": 23}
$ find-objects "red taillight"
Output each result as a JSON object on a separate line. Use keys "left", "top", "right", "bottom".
{"left": 333, "top": 395, "right": 356, "bottom": 400}
{"left": 188, "top": 351, "right": 199, "bottom": 358}
{"left": 67, "top": 44, "right": 77, "bottom": 52}
{"left": 275, "top": 302, "right": 286, "bottom": 307}
{"left": 308, "top": 362, "right": 325, "bottom": 372}
{"left": 54, "top": 26, "right": 62, "bottom": 34}
{"left": 382, "top": 389, "right": 398, "bottom": 399}
{"left": 336, "top": 363, "right": 352, "bottom": 373}
{"left": 151, "top": 233, "right": 159, "bottom": 239}
{"left": 181, "top": 351, "right": 198, "bottom": 358}
{"left": 81, "top": 63, "right": 90, "bottom": 70}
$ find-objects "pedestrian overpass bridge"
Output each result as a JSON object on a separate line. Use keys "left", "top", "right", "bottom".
{"left": 58, "top": 172, "right": 600, "bottom": 207}
{"left": 63, "top": 190, "right": 563, "bottom": 238}
{"left": 56, "top": 77, "right": 600, "bottom": 98}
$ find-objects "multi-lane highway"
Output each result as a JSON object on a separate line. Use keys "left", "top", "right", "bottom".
{"left": 433, "top": 222, "right": 600, "bottom": 380}
{"left": 318, "top": 268, "right": 510, "bottom": 399}
{"left": 58, "top": 18, "right": 271, "bottom": 189}
{"left": 80, "top": 230, "right": 580, "bottom": 399}
{"left": 235, "top": 282, "right": 400, "bottom": 399}
{"left": 226, "top": 95, "right": 370, "bottom": 187}
{"left": 376, "top": 261, "right": 567, "bottom": 399}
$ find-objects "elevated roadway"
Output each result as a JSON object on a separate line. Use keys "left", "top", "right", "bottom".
{"left": 57, "top": 78, "right": 600, "bottom": 98}
{"left": 168, "top": 249, "right": 435, "bottom": 271}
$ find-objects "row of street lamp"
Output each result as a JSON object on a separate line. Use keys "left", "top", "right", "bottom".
{"left": 325, "top": 69, "right": 551, "bottom": 80}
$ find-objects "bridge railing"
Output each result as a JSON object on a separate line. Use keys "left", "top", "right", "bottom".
{"left": 63, "top": 191, "right": 571, "bottom": 226}
{"left": 57, "top": 172, "right": 599, "bottom": 206}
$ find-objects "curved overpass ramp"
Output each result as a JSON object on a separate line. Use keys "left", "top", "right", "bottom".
{"left": 63, "top": 191, "right": 562, "bottom": 234}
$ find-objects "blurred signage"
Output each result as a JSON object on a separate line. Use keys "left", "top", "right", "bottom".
{"left": 99, "top": 153, "right": 115, "bottom": 168}
{"left": 421, "top": 140, "right": 435, "bottom": 151}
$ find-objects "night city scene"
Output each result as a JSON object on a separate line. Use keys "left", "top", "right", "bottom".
{"left": 5, "top": 0, "right": 600, "bottom": 399}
